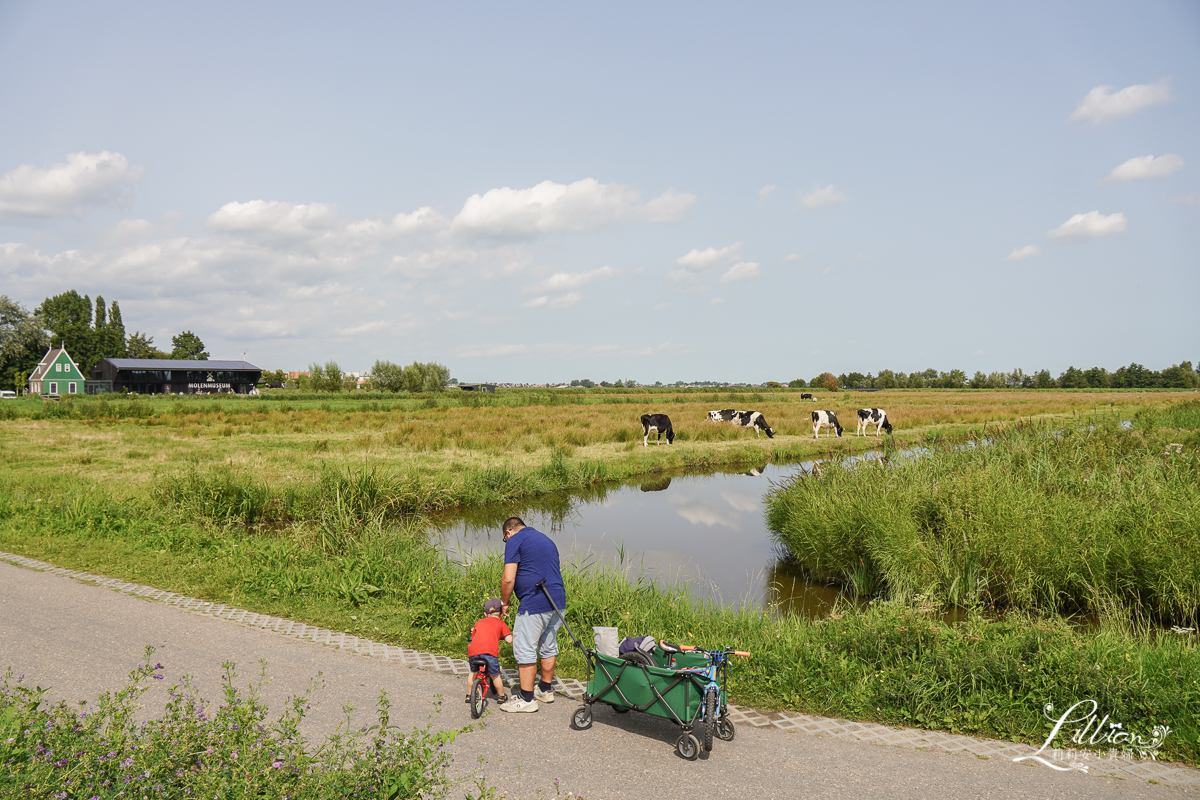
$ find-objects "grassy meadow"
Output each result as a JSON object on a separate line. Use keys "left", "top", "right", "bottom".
{"left": 3, "top": 386, "right": 1200, "bottom": 764}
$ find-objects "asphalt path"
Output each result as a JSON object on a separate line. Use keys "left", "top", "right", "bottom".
{"left": 0, "top": 560, "right": 1190, "bottom": 799}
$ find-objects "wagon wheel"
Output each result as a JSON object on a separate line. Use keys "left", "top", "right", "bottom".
{"left": 470, "top": 678, "right": 486, "bottom": 719}
{"left": 571, "top": 705, "right": 593, "bottom": 731}
{"left": 715, "top": 714, "right": 736, "bottom": 741}
{"left": 675, "top": 733, "right": 700, "bottom": 760}
{"left": 702, "top": 687, "right": 717, "bottom": 751}
{"left": 613, "top": 706, "right": 630, "bottom": 714}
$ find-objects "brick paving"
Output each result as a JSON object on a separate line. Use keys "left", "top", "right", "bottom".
{"left": 4, "top": 550, "right": 1199, "bottom": 791}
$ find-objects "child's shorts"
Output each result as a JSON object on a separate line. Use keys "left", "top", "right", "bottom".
{"left": 473, "top": 653, "right": 501, "bottom": 676}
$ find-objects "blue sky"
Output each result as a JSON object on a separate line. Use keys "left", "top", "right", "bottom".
{"left": 1, "top": 2, "right": 1197, "bottom": 383}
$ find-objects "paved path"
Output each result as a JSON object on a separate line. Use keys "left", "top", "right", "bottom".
{"left": 2, "top": 553, "right": 1197, "bottom": 799}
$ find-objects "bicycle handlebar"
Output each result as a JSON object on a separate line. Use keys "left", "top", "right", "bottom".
{"left": 678, "top": 645, "right": 750, "bottom": 658}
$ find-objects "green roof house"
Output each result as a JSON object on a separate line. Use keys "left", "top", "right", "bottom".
{"left": 28, "top": 347, "right": 85, "bottom": 397}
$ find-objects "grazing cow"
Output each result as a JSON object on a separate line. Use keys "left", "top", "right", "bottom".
{"left": 707, "top": 409, "right": 774, "bottom": 438}
{"left": 800, "top": 393, "right": 814, "bottom": 401}
{"left": 641, "top": 413, "right": 675, "bottom": 446}
{"left": 856, "top": 408, "right": 893, "bottom": 436}
{"left": 812, "top": 410, "right": 844, "bottom": 438}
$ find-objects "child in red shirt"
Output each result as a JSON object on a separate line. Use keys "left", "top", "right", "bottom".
{"left": 467, "top": 598, "right": 513, "bottom": 703}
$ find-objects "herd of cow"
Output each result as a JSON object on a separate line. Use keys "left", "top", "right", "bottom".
{"left": 640, "top": 407, "right": 893, "bottom": 446}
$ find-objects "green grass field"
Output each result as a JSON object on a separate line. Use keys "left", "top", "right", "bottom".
{"left": 3, "top": 388, "right": 1199, "bottom": 763}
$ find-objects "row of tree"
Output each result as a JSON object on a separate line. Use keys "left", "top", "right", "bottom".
{"left": 369, "top": 360, "right": 451, "bottom": 393}
{"left": 261, "top": 360, "right": 452, "bottom": 393}
{"left": 0, "top": 292, "right": 210, "bottom": 391}
{"left": 784, "top": 362, "right": 1200, "bottom": 391}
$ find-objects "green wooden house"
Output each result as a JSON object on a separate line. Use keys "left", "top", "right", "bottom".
{"left": 28, "top": 347, "right": 86, "bottom": 397}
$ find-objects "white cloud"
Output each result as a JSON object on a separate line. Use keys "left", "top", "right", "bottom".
{"left": 525, "top": 265, "right": 618, "bottom": 294}
{"left": 549, "top": 292, "right": 582, "bottom": 309}
{"left": 783, "top": 253, "right": 804, "bottom": 262}
{"left": 800, "top": 184, "right": 848, "bottom": 208}
{"left": 335, "top": 320, "right": 391, "bottom": 336}
{"left": 0, "top": 177, "right": 692, "bottom": 366}
{"left": 758, "top": 184, "right": 779, "bottom": 200}
{"left": 459, "top": 343, "right": 527, "bottom": 358}
{"left": 1103, "top": 154, "right": 1184, "bottom": 183}
{"left": 391, "top": 248, "right": 477, "bottom": 279}
{"left": 1166, "top": 193, "right": 1199, "bottom": 207}
{"left": 719, "top": 261, "right": 761, "bottom": 283}
{"left": 708, "top": 298, "right": 725, "bottom": 306}
{"left": 672, "top": 242, "right": 742, "bottom": 277}
{"left": 1071, "top": 79, "right": 1172, "bottom": 124}
{"left": 1005, "top": 245, "right": 1041, "bottom": 261}
{"left": 1047, "top": 211, "right": 1126, "bottom": 241}
{"left": 653, "top": 302, "right": 670, "bottom": 311}
{"left": 207, "top": 200, "right": 342, "bottom": 241}
{"left": 0, "top": 151, "right": 142, "bottom": 221}
{"left": 451, "top": 178, "right": 694, "bottom": 239}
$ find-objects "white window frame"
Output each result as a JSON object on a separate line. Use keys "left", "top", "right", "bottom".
{"left": 49, "top": 382, "right": 57, "bottom": 395}
{"left": 69, "top": 382, "right": 77, "bottom": 394}
{"left": 55, "top": 363, "right": 62, "bottom": 372}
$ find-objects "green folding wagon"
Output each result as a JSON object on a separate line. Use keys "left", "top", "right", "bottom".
{"left": 536, "top": 581, "right": 745, "bottom": 760}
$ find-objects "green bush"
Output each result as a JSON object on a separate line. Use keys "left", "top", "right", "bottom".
{"left": 0, "top": 648, "right": 484, "bottom": 799}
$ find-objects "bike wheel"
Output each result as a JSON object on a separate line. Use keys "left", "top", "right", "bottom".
{"left": 702, "top": 687, "right": 717, "bottom": 751}
{"left": 715, "top": 715, "right": 736, "bottom": 741}
{"left": 675, "top": 733, "right": 700, "bottom": 761}
{"left": 470, "top": 677, "right": 486, "bottom": 719}
{"left": 571, "top": 705, "right": 593, "bottom": 731}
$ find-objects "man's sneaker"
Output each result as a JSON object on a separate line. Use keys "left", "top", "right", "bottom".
{"left": 499, "top": 696, "right": 539, "bottom": 713}
{"left": 534, "top": 686, "right": 556, "bottom": 703}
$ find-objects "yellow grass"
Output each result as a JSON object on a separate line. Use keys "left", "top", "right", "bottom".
{"left": 0, "top": 389, "right": 1184, "bottom": 499}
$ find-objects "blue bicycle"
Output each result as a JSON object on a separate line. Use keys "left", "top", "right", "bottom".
{"left": 671, "top": 644, "right": 747, "bottom": 752}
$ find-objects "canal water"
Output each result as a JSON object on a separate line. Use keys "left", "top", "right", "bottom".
{"left": 431, "top": 462, "right": 858, "bottom": 618}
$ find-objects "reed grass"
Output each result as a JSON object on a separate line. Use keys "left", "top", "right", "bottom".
{"left": 766, "top": 413, "right": 1200, "bottom": 625}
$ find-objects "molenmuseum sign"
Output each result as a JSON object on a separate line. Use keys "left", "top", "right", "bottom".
{"left": 189, "top": 373, "right": 233, "bottom": 391}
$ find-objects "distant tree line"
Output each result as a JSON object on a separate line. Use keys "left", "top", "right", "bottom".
{"left": 785, "top": 362, "right": 1200, "bottom": 391}
{"left": 368, "top": 360, "right": 451, "bottom": 393}
{"left": 569, "top": 378, "right": 640, "bottom": 388}
{"left": 0, "top": 291, "right": 211, "bottom": 391}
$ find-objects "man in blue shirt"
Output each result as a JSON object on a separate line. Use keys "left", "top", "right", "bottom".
{"left": 498, "top": 516, "right": 566, "bottom": 713}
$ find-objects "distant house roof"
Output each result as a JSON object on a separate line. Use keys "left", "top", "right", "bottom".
{"left": 30, "top": 347, "right": 83, "bottom": 382}
{"left": 101, "top": 359, "right": 261, "bottom": 370}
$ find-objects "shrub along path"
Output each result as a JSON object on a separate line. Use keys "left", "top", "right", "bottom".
{"left": 3, "top": 553, "right": 1197, "bottom": 798}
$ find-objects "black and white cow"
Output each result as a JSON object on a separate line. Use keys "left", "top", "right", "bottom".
{"left": 856, "top": 408, "right": 893, "bottom": 436}
{"left": 707, "top": 409, "right": 774, "bottom": 438}
{"left": 641, "top": 413, "right": 675, "bottom": 446}
{"left": 800, "top": 393, "right": 814, "bottom": 401}
{"left": 812, "top": 410, "right": 843, "bottom": 438}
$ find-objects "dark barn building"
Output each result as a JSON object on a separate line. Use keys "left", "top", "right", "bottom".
{"left": 92, "top": 359, "right": 263, "bottom": 395}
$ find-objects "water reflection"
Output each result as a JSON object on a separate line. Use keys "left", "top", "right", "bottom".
{"left": 431, "top": 462, "right": 857, "bottom": 613}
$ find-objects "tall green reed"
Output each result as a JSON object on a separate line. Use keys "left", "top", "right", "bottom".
{"left": 766, "top": 419, "right": 1200, "bottom": 624}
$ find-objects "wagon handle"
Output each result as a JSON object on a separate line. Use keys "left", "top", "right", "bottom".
{"left": 679, "top": 645, "right": 751, "bottom": 658}
{"left": 535, "top": 579, "right": 585, "bottom": 652}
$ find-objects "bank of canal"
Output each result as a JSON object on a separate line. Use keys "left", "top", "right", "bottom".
{"left": 431, "top": 461, "right": 862, "bottom": 618}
